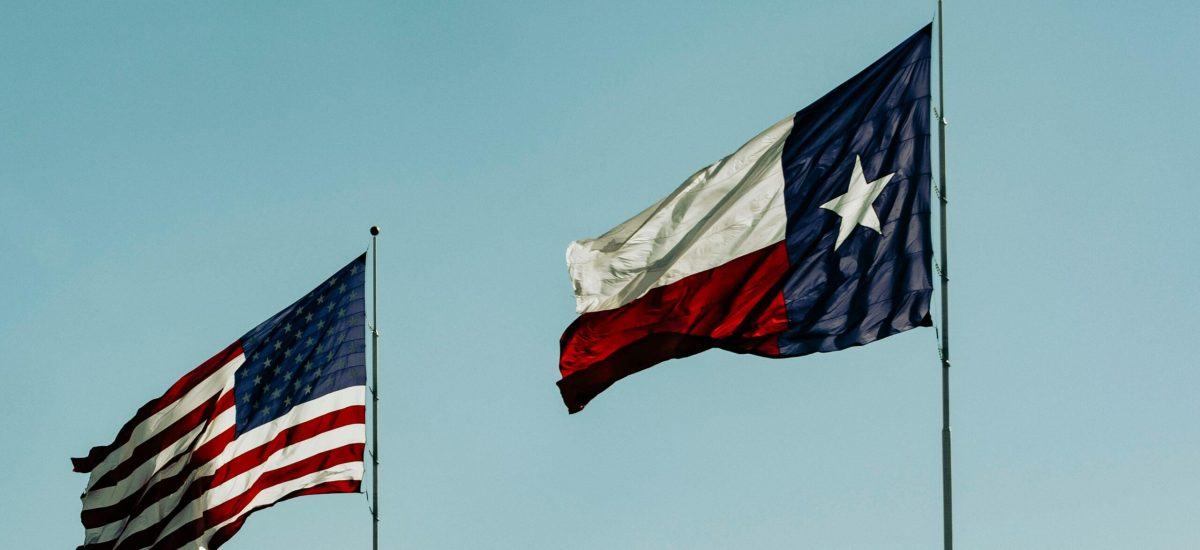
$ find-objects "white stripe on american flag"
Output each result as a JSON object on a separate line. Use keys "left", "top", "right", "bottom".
{"left": 196, "top": 464, "right": 363, "bottom": 546}
{"left": 82, "top": 399, "right": 238, "bottom": 542}
{"left": 134, "top": 422, "right": 364, "bottom": 545}
{"left": 84, "top": 357, "right": 243, "bottom": 493}
{"left": 82, "top": 390, "right": 362, "bottom": 542}
{"left": 78, "top": 351, "right": 365, "bottom": 550}
{"left": 199, "top": 424, "right": 364, "bottom": 510}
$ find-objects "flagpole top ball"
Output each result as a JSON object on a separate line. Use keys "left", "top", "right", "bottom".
{"left": 370, "top": 226, "right": 380, "bottom": 236}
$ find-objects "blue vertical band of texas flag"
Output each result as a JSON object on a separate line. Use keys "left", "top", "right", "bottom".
{"left": 776, "top": 24, "right": 933, "bottom": 355}
{"left": 235, "top": 253, "right": 367, "bottom": 434}
{"left": 558, "top": 25, "right": 933, "bottom": 412}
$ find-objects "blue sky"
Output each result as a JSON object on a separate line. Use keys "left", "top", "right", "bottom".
{"left": 2, "top": 1, "right": 1197, "bottom": 548}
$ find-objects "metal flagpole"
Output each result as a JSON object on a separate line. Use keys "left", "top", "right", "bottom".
{"left": 935, "top": 3, "right": 954, "bottom": 550}
{"left": 369, "top": 225, "right": 381, "bottom": 550}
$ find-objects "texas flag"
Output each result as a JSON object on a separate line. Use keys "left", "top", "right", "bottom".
{"left": 558, "top": 25, "right": 934, "bottom": 413}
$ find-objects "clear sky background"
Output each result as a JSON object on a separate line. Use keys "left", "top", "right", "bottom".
{"left": 2, "top": 1, "right": 1197, "bottom": 548}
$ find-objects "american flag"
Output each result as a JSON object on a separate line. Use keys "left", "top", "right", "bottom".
{"left": 73, "top": 254, "right": 368, "bottom": 550}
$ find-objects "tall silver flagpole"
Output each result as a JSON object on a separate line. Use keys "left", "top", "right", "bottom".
{"left": 369, "top": 225, "right": 381, "bottom": 550}
{"left": 935, "top": 3, "right": 954, "bottom": 550}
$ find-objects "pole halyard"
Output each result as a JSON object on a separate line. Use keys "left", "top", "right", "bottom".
{"left": 935, "top": 3, "right": 953, "bottom": 550}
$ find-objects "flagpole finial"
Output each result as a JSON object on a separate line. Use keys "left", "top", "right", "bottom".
{"left": 370, "top": 226, "right": 380, "bottom": 236}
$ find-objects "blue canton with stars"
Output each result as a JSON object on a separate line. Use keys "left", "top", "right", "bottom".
{"left": 233, "top": 254, "right": 367, "bottom": 435}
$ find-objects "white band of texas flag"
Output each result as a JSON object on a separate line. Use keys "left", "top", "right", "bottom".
{"left": 558, "top": 25, "right": 935, "bottom": 413}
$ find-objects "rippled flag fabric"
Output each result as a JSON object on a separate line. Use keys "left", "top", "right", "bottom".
{"left": 73, "top": 254, "right": 367, "bottom": 550}
{"left": 559, "top": 25, "right": 933, "bottom": 413}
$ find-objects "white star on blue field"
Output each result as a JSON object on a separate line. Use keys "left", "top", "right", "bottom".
{"left": 821, "top": 155, "right": 897, "bottom": 250}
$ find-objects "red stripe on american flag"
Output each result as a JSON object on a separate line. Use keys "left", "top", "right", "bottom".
{"left": 207, "top": 406, "right": 365, "bottom": 489}
{"left": 72, "top": 342, "right": 242, "bottom": 473}
{"left": 79, "top": 404, "right": 365, "bottom": 550}
{"left": 80, "top": 422, "right": 237, "bottom": 529}
{"left": 95, "top": 480, "right": 362, "bottom": 550}
{"left": 76, "top": 536, "right": 115, "bottom": 550}
{"left": 83, "top": 404, "right": 364, "bottom": 530}
{"left": 88, "top": 390, "right": 234, "bottom": 492}
{"left": 150, "top": 444, "right": 364, "bottom": 550}
{"left": 207, "top": 480, "right": 361, "bottom": 550}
